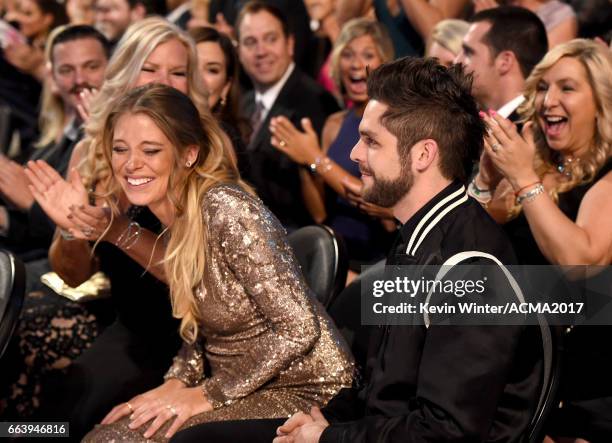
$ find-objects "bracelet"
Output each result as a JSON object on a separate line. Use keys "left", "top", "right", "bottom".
{"left": 309, "top": 156, "right": 332, "bottom": 174}
{"left": 116, "top": 221, "right": 142, "bottom": 250}
{"left": 516, "top": 183, "right": 544, "bottom": 205}
{"left": 514, "top": 181, "right": 541, "bottom": 197}
{"left": 467, "top": 179, "right": 491, "bottom": 205}
{"left": 59, "top": 228, "right": 75, "bottom": 241}
{"left": 470, "top": 177, "right": 490, "bottom": 196}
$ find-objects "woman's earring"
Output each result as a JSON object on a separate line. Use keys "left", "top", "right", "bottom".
{"left": 186, "top": 160, "right": 192, "bottom": 167}
{"left": 220, "top": 96, "right": 226, "bottom": 107}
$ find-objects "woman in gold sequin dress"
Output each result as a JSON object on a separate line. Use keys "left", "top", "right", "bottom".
{"left": 80, "top": 84, "right": 354, "bottom": 442}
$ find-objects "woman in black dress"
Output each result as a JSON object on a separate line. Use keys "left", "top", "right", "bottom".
{"left": 469, "top": 39, "right": 612, "bottom": 442}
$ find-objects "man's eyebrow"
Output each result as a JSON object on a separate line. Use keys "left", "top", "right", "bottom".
{"left": 359, "top": 129, "right": 377, "bottom": 139}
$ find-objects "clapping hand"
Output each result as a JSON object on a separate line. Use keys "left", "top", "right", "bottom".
{"left": 270, "top": 117, "right": 321, "bottom": 166}
{"left": 76, "top": 87, "right": 99, "bottom": 124}
{"left": 481, "top": 111, "right": 539, "bottom": 191}
{"left": 25, "top": 160, "right": 89, "bottom": 230}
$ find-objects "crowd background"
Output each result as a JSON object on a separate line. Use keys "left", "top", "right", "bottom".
{"left": 0, "top": 0, "right": 611, "bottom": 442}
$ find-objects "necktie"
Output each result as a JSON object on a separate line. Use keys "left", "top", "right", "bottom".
{"left": 249, "top": 99, "right": 265, "bottom": 144}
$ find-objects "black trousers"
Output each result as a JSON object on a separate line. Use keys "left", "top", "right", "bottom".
{"left": 35, "top": 320, "right": 180, "bottom": 442}
{"left": 171, "top": 418, "right": 285, "bottom": 443}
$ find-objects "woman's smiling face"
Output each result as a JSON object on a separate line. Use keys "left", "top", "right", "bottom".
{"left": 111, "top": 112, "right": 176, "bottom": 222}
{"left": 535, "top": 56, "right": 598, "bottom": 156}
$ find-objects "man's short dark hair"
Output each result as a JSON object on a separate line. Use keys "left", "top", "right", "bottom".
{"left": 128, "top": 0, "right": 166, "bottom": 16}
{"left": 235, "top": 1, "right": 291, "bottom": 40}
{"left": 51, "top": 25, "right": 111, "bottom": 63}
{"left": 471, "top": 6, "right": 548, "bottom": 79}
{"left": 367, "top": 57, "right": 485, "bottom": 182}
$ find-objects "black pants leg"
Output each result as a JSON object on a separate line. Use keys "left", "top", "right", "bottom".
{"left": 170, "top": 418, "right": 284, "bottom": 443}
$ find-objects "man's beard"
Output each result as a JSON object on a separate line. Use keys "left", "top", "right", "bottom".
{"left": 362, "top": 161, "right": 413, "bottom": 208}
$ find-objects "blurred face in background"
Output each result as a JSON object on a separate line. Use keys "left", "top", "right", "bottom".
{"left": 339, "top": 34, "right": 383, "bottom": 104}
{"left": 428, "top": 41, "right": 456, "bottom": 67}
{"left": 134, "top": 38, "right": 189, "bottom": 94}
{"left": 6, "top": 0, "right": 52, "bottom": 39}
{"left": 51, "top": 37, "right": 108, "bottom": 111}
{"left": 535, "top": 56, "right": 597, "bottom": 156}
{"left": 238, "top": 9, "right": 294, "bottom": 91}
{"left": 94, "top": 0, "right": 143, "bottom": 42}
{"left": 196, "top": 40, "right": 231, "bottom": 109}
{"left": 66, "top": 0, "right": 95, "bottom": 24}
{"left": 303, "top": 0, "right": 334, "bottom": 22}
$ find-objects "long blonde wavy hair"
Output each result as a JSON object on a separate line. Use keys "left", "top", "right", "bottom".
{"left": 35, "top": 25, "right": 68, "bottom": 148}
{"left": 101, "top": 84, "right": 252, "bottom": 343}
{"left": 79, "top": 17, "right": 210, "bottom": 189}
{"left": 510, "top": 39, "right": 612, "bottom": 219}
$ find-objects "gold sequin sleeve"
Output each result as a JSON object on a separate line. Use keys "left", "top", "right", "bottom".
{"left": 200, "top": 186, "right": 321, "bottom": 407}
{"left": 163, "top": 341, "right": 204, "bottom": 387}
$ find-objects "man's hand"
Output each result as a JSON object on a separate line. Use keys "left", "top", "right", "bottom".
{"left": 273, "top": 407, "right": 329, "bottom": 443}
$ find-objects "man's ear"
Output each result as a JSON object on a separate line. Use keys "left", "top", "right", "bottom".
{"left": 495, "top": 50, "right": 516, "bottom": 76}
{"left": 130, "top": 3, "right": 147, "bottom": 21}
{"left": 412, "top": 139, "right": 439, "bottom": 173}
{"left": 287, "top": 34, "right": 295, "bottom": 59}
{"left": 42, "top": 13, "right": 54, "bottom": 31}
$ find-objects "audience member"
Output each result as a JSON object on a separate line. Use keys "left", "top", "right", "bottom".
{"left": 0, "top": 24, "right": 108, "bottom": 267}
{"left": 93, "top": 0, "right": 147, "bottom": 46}
{"left": 66, "top": 0, "right": 95, "bottom": 24}
{"left": 18, "top": 17, "right": 210, "bottom": 439}
{"left": 303, "top": 0, "right": 342, "bottom": 98}
{"left": 170, "top": 56, "right": 544, "bottom": 443}
{"left": 473, "top": 0, "right": 578, "bottom": 48}
{"left": 0, "top": 24, "right": 109, "bottom": 418}
{"left": 189, "top": 26, "right": 250, "bottom": 147}
{"left": 426, "top": 18, "right": 469, "bottom": 67}
{"left": 337, "top": 0, "right": 470, "bottom": 57}
{"left": 68, "top": 83, "right": 353, "bottom": 442}
{"left": 3, "top": 0, "right": 68, "bottom": 78}
{"left": 474, "top": 39, "right": 612, "bottom": 440}
{"left": 237, "top": 1, "right": 339, "bottom": 230}
{"left": 0, "top": 0, "right": 69, "bottom": 154}
{"left": 569, "top": 0, "right": 612, "bottom": 40}
{"left": 455, "top": 6, "right": 548, "bottom": 120}
{"left": 268, "top": 18, "right": 395, "bottom": 272}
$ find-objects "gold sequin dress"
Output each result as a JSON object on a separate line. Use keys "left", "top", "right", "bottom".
{"left": 83, "top": 184, "right": 354, "bottom": 442}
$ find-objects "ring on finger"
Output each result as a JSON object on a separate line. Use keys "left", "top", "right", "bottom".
{"left": 166, "top": 405, "right": 178, "bottom": 416}
{"left": 279, "top": 140, "right": 287, "bottom": 148}
{"left": 82, "top": 227, "right": 94, "bottom": 236}
{"left": 126, "top": 402, "right": 134, "bottom": 413}
{"left": 491, "top": 142, "right": 501, "bottom": 153}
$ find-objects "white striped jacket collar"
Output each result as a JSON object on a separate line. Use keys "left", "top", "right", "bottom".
{"left": 400, "top": 182, "right": 469, "bottom": 257}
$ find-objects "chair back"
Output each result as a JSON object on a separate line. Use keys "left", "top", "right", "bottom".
{"left": 0, "top": 249, "right": 26, "bottom": 359}
{"left": 286, "top": 225, "right": 348, "bottom": 307}
{"left": 326, "top": 259, "right": 385, "bottom": 372}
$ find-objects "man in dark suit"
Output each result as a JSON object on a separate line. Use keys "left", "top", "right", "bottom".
{"left": 455, "top": 6, "right": 548, "bottom": 121}
{"left": 236, "top": 1, "right": 339, "bottom": 230}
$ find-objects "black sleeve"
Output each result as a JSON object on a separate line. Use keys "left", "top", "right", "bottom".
{"left": 321, "top": 325, "right": 522, "bottom": 443}
{"left": 5, "top": 202, "right": 55, "bottom": 252}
